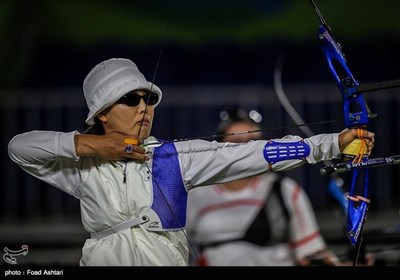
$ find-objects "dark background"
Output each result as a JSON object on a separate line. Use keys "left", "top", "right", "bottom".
{"left": 1, "top": 0, "right": 400, "bottom": 87}
{"left": 0, "top": 0, "right": 400, "bottom": 266}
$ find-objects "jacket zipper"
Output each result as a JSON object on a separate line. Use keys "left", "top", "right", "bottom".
{"left": 117, "top": 161, "right": 128, "bottom": 184}
{"left": 123, "top": 162, "right": 127, "bottom": 184}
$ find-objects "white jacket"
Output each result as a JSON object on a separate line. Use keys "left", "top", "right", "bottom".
{"left": 8, "top": 131, "right": 340, "bottom": 266}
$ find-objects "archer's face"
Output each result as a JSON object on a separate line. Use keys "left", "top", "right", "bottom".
{"left": 98, "top": 90, "right": 155, "bottom": 139}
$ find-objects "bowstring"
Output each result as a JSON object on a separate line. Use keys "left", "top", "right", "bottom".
{"left": 135, "top": 0, "right": 201, "bottom": 263}
{"left": 144, "top": 161, "right": 200, "bottom": 261}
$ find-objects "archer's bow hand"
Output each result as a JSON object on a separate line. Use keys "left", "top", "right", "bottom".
{"left": 339, "top": 128, "right": 375, "bottom": 157}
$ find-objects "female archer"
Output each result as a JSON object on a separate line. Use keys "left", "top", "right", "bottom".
{"left": 8, "top": 58, "right": 375, "bottom": 266}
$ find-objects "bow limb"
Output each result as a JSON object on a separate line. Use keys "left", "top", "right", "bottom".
{"left": 273, "top": 54, "right": 347, "bottom": 213}
{"left": 273, "top": 54, "right": 314, "bottom": 137}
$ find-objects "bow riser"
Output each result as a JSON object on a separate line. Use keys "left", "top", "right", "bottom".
{"left": 318, "top": 26, "right": 369, "bottom": 128}
{"left": 313, "top": 5, "right": 370, "bottom": 248}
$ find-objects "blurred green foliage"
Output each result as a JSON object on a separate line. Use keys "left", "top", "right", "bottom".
{"left": 1, "top": 0, "right": 399, "bottom": 47}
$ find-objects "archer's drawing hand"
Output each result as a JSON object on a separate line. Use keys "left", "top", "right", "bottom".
{"left": 75, "top": 132, "right": 149, "bottom": 161}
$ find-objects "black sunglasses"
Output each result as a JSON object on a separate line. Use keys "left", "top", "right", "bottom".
{"left": 115, "top": 90, "right": 159, "bottom": 106}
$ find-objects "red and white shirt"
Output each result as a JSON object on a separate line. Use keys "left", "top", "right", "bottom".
{"left": 186, "top": 172, "right": 326, "bottom": 266}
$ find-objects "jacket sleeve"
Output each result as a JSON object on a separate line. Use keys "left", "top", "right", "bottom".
{"left": 8, "top": 130, "right": 83, "bottom": 198}
{"left": 175, "top": 133, "right": 341, "bottom": 190}
{"left": 280, "top": 177, "right": 327, "bottom": 259}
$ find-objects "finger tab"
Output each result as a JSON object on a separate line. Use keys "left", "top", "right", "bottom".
{"left": 124, "top": 138, "right": 139, "bottom": 145}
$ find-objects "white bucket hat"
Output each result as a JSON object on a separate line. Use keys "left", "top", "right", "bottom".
{"left": 83, "top": 58, "right": 162, "bottom": 125}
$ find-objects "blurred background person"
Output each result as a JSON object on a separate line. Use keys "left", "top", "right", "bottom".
{"left": 186, "top": 109, "right": 341, "bottom": 266}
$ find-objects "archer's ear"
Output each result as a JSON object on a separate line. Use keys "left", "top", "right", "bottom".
{"left": 96, "top": 112, "right": 107, "bottom": 124}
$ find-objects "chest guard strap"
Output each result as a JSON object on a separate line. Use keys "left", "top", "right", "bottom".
{"left": 144, "top": 142, "right": 188, "bottom": 231}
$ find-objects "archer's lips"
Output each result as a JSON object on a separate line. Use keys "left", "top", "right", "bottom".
{"left": 137, "top": 119, "right": 150, "bottom": 126}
